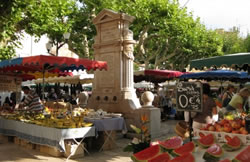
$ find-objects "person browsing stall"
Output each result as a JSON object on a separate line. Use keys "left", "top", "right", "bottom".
{"left": 192, "top": 83, "right": 217, "bottom": 130}
{"left": 226, "top": 87, "right": 249, "bottom": 113}
{"left": 19, "top": 86, "right": 44, "bottom": 112}
{"left": 222, "top": 84, "right": 235, "bottom": 108}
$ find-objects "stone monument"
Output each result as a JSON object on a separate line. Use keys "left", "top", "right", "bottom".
{"left": 88, "top": 9, "right": 160, "bottom": 137}
{"left": 88, "top": 9, "right": 140, "bottom": 113}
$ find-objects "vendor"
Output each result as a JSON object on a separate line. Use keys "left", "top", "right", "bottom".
{"left": 226, "top": 87, "right": 249, "bottom": 113}
{"left": 19, "top": 86, "right": 44, "bottom": 112}
{"left": 77, "top": 91, "right": 89, "bottom": 108}
{"left": 192, "top": 83, "right": 217, "bottom": 130}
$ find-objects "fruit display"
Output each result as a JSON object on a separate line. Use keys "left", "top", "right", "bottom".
{"left": 159, "top": 136, "right": 183, "bottom": 151}
{"left": 148, "top": 153, "right": 170, "bottom": 162}
{"left": 0, "top": 107, "right": 94, "bottom": 128}
{"left": 131, "top": 134, "right": 250, "bottom": 162}
{"left": 197, "top": 133, "right": 215, "bottom": 148}
{"left": 202, "top": 144, "right": 223, "bottom": 161}
{"left": 200, "top": 118, "right": 248, "bottom": 135}
{"left": 169, "top": 153, "right": 195, "bottom": 162}
{"left": 0, "top": 106, "right": 123, "bottom": 129}
{"left": 222, "top": 135, "right": 242, "bottom": 151}
{"left": 131, "top": 136, "right": 194, "bottom": 162}
{"left": 171, "top": 141, "right": 195, "bottom": 157}
{"left": 131, "top": 145, "right": 162, "bottom": 162}
{"left": 232, "top": 145, "right": 250, "bottom": 162}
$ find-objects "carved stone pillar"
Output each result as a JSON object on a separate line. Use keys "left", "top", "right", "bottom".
{"left": 87, "top": 9, "right": 141, "bottom": 113}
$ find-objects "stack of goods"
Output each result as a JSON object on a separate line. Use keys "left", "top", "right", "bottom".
{"left": 0, "top": 107, "right": 93, "bottom": 128}
{"left": 196, "top": 116, "right": 250, "bottom": 146}
{"left": 84, "top": 109, "right": 122, "bottom": 120}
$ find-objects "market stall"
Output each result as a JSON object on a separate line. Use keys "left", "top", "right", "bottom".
{"left": 0, "top": 55, "right": 107, "bottom": 158}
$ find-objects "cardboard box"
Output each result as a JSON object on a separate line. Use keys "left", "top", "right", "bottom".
{"left": 40, "top": 145, "right": 63, "bottom": 157}
{"left": 25, "top": 142, "right": 36, "bottom": 150}
{"left": 20, "top": 139, "right": 29, "bottom": 146}
{"left": 14, "top": 137, "right": 21, "bottom": 145}
{"left": 64, "top": 143, "right": 85, "bottom": 158}
{"left": 0, "top": 135, "right": 9, "bottom": 143}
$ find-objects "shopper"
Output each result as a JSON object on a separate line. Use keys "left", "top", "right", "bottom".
{"left": 226, "top": 87, "right": 249, "bottom": 113}
{"left": 222, "top": 84, "right": 235, "bottom": 107}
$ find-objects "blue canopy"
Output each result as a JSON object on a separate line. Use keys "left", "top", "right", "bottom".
{"left": 179, "top": 70, "right": 249, "bottom": 81}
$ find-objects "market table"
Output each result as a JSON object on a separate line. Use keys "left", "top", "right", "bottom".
{"left": 0, "top": 117, "right": 95, "bottom": 152}
{"left": 84, "top": 117, "right": 127, "bottom": 151}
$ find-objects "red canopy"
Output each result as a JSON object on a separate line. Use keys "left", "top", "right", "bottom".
{"left": 0, "top": 55, "right": 107, "bottom": 73}
{"left": 0, "top": 55, "right": 107, "bottom": 80}
{"left": 134, "top": 69, "right": 185, "bottom": 83}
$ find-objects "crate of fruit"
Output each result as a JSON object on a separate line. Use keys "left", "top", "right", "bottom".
{"left": 194, "top": 128, "right": 225, "bottom": 143}
{"left": 195, "top": 118, "right": 250, "bottom": 145}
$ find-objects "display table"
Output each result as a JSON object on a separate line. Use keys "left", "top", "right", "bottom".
{"left": 0, "top": 117, "right": 95, "bottom": 152}
{"left": 84, "top": 117, "right": 127, "bottom": 151}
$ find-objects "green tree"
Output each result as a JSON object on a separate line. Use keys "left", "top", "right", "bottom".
{"left": 80, "top": 0, "right": 223, "bottom": 70}
{"left": 23, "top": 0, "right": 78, "bottom": 56}
{"left": 0, "top": 0, "right": 78, "bottom": 58}
{"left": 217, "top": 27, "right": 246, "bottom": 54}
{"left": 0, "top": 0, "right": 224, "bottom": 70}
{"left": 243, "top": 34, "right": 250, "bottom": 52}
{"left": 0, "top": 0, "right": 28, "bottom": 59}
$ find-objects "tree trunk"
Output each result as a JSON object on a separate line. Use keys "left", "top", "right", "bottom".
{"left": 82, "top": 34, "right": 89, "bottom": 58}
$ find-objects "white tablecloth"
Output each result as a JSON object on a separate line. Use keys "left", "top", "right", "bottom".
{"left": 0, "top": 117, "right": 95, "bottom": 151}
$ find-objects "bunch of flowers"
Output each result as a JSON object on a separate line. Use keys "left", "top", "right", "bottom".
{"left": 123, "top": 114, "right": 151, "bottom": 153}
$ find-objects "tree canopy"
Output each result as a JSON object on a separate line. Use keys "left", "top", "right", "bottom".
{"left": 0, "top": 0, "right": 248, "bottom": 70}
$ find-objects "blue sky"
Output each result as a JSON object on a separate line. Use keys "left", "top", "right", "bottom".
{"left": 179, "top": 0, "right": 250, "bottom": 37}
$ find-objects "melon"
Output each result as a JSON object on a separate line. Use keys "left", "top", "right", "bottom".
{"left": 222, "top": 136, "right": 241, "bottom": 151}
{"left": 172, "top": 142, "right": 195, "bottom": 157}
{"left": 131, "top": 145, "right": 161, "bottom": 162}
{"left": 219, "top": 159, "right": 231, "bottom": 162}
{"left": 199, "top": 132, "right": 205, "bottom": 138}
{"left": 160, "top": 136, "right": 183, "bottom": 151}
{"left": 169, "top": 153, "right": 195, "bottom": 162}
{"left": 203, "top": 144, "right": 223, "bottom": 161}
{"left": 232, "top": 145, "right": 250, "bottom": 162}
{"left": 197, "top": 133, "right": 215, "bottom": 148}
{"left": 148, "top": 152, "right": 170, "bottom": 162}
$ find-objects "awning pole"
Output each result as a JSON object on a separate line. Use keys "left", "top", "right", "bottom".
{"left": 42, "top": 68, "right": 45, "bottom": 101}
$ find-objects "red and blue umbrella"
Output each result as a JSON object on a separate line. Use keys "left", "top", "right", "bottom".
{"left": 0, "top": 55, "right": 107, "bottom": 73}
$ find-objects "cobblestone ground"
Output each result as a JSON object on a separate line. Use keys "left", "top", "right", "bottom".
{"left": 0, "top": 119, "right": 179, "bottom": 162}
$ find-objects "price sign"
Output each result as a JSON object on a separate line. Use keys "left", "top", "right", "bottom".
{"left": 176, "top": 82, "right": 203, "bottom": 112}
